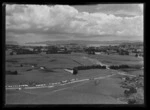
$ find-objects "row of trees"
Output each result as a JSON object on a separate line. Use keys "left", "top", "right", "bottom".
{"left": 46, "top": 46, "right": 58, "bottom": 54}
{"left": 109, "top": 65, "right": 130, "bottom": 69}
{"left": 85, "top": 47, "right": 130, "bottom": 55}
{"left": 72, "top": 64, "right": 130, "bottom": 75}
{"left": 12, "top": 49, "right": 38, "bottom": 55}
{"left": 72, "top": 65, "right": 107, "bottom": 75}
{"left": 85, "top": 47, "right": 95, "bottom": 55}
{"left": 10, "top": 46, "right": 72, "bottom": 55}
{"left": 74, "top": 65, "right": 106, "bottom": 70}
{"left": 6, "top": 70, "right": 18, "bottom": 75}
{"left": 118, "top": 50, "right": 129, "bottom": 55}
{"left": 84, "top": 46, "right": 143, "bottom": 56}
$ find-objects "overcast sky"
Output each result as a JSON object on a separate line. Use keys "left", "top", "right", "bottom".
{"left": 6, "top": 4, "right": 143, "bottom": 44}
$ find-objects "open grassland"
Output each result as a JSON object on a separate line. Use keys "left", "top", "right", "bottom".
{"left": 6, "top": 68, "right": 114, "bottom": 85}
{"left": 6, "top": 53, "right": 113, "bottom": 85}
{"left": 89, "top": 54, "right": 143, "bottom": 66}
{"left": 5, "top": 53, "right": 143, "bottom": 104}
{"left": 6, "top": 77, "right": 126, "bottom": 104}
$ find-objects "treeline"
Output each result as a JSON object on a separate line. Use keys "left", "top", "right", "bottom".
{"left": 72, "top": 64, "right": 131, "bottom": 75}
{"left": 6, "top": 70, "right": 18, "bottom": 75}
{"left": 73, "top": 65, "right": 106, "bottom": 70}
{"left": 109, "top": 65, "right": 130, "bottom": 70}
{"left": 13, "top": 49, "right": 38, "bottom": 55}
{"left": 72, "top": 65, "right": 106, "bottom": 75}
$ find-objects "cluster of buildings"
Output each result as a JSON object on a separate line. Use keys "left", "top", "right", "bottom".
{"left": 86, "top": 42, "right": 143, "bottom": 57}
{"left": 5, "top": 42, "right": 143, "bottom": 57}
{"left": 5, "top": 43, "right": 86, "bottom": 55}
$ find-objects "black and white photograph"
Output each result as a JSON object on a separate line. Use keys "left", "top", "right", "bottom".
{"left": 5, "top": 3, "right": 144, "bottom": 105}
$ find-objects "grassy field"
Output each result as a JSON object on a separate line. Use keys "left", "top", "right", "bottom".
{"left": 5, "top": 53, "right": 144, "bottom": 104}
{"left": 5, "top": 53, "right": 115, "bottom": 85}
{"left": 6, "top": 77, "right": 126, "bottom": 104}
{"left": 89, "top": 54, "right": 143, "bottom": 66}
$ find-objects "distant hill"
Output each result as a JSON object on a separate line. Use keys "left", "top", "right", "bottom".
{"left": 6, "top": 41, "right": 19, "bottom": 45}
{"left": 26, "top": 40, "right": 143, "bottom": 45}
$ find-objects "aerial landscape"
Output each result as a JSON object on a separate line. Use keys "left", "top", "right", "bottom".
{"left": 5, "top": 4, "right": 144, "bottom": 105}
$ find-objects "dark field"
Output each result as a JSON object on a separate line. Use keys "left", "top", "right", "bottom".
{"left": 5, "top": 53, "right": 144, "bottom": 104}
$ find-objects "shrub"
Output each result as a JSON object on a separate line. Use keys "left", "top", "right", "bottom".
{"left": 20, "top": 64, "right": 23, "bottom": 67}
{"left": 14, "top": 71, "right": 18, "bottom": 75}
{"left": 124, "top": 90, "right": 130, "bottom": 97}
{"left": 135, "top": 54, "right": 138, "bottom": 57}
{"left": 129, "top": 87, "right": 137, "bottom": 94}
{"left": 10, "top": 52, "right": 13, "bottom": 55}
{"left": 73, "top": 68, "right": 78, "bottom": 75}
{"left": 128, "top": 98, "right": 136, "bottom": 104}
{"left": 125, "top": 76, "right": 130, "bottom": 81}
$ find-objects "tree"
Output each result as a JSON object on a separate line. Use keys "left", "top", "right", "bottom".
{"left": 124, "top": 90, "right": 130, "bottom": 97}
{"left": 124, "top": 51, "right": 129, "bottom": 55}
{"left": 10, "top": 52, "right": 14, "bottom": 55}
{"left": 128, "top": 98, "right": 136, "bottom": 104}
{"left": 73, "top": 68, "right": 78, "bottom": 75}
{"left": 135, "top": 53, "right": 138, "bottom": 57}
{"left": 47, "top": 46, "right": 58, "bottom": 54}
{"left": 129, "top": 87, "right": 137, "bottom": 94}
{"left": 14, "top": 71, "right": 18, "bottom": 75}
{"left": 20, "top": 64, "right": 23, "bottom": 67}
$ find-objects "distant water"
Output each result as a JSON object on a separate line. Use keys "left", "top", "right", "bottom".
{"left": 87, "top": 44, "right": 119, "bottom": 47}
{"left": 21, "top": 43, "right": 47, "bottom": 46}
{"left": 21, "top": 43, "right": 119, "bottom": 47}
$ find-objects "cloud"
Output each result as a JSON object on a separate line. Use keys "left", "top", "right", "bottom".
{"left": 6, "top": 4, "right": 143, "bottom": 42}
{"left": 138, "top": 4, "right": 143, "bottom": 12}
{"left": 96, "top": 4, "right": 143, "bottom": 16}
{"left": 71, "top": 12, "right": 143, "bottom": 36}
{"left": 6, "top": 5, "right": 78, "bottom": 31}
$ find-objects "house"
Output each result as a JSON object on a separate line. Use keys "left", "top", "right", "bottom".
{"left": 129, "top": 52, "right": 136, "bottom": 56}
{"left": 57, "top": 47, "right": 71, "bottom": 54}
{"left": 95, "top": 52, "right": 101, "bottom": 55}
{"left": 40, "top": 66, "right": 45, "bottom": 70}
{"left": 41, "top": 48, "right": 48, "bottom": 52}
{"left": 136, "top": 48, "right": 143, "bottom": 52}
{"left": 24, "top": 47, "right": 34, "bottom": 51}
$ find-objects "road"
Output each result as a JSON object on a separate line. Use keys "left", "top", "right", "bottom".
{"left": 5, "top": 56, "right": 136, "bottom": 91}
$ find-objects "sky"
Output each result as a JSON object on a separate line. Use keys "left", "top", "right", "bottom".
{"left": 6, "top": 4, "right": 143, "bottom": 44}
